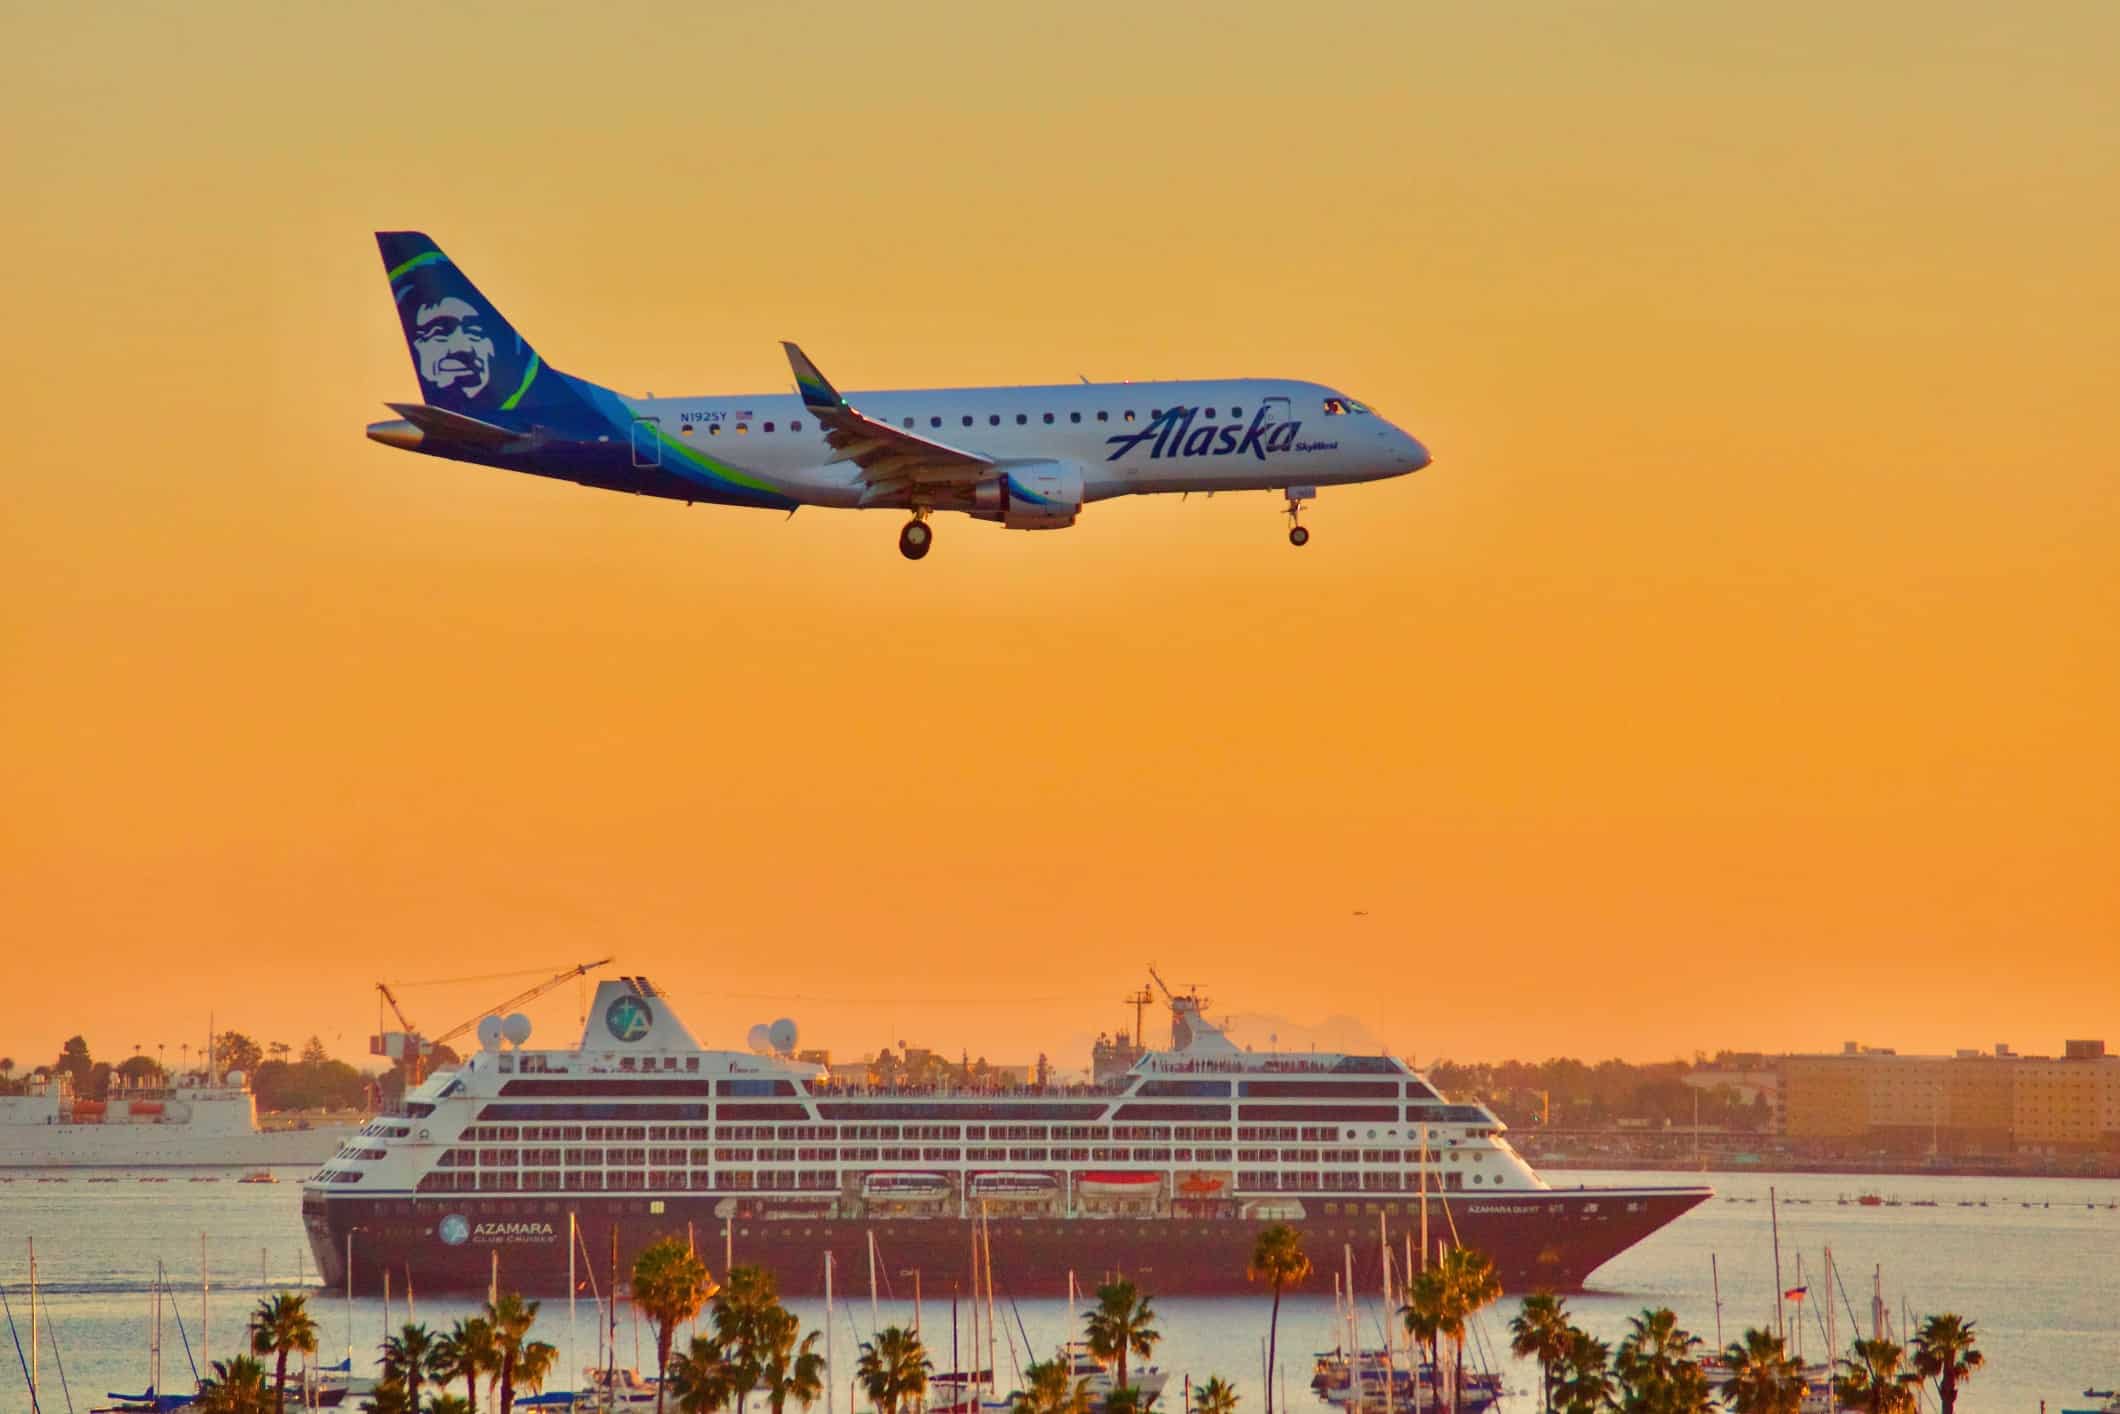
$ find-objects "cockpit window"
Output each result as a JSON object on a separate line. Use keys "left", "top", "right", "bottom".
{"left": 1322, "top": 398, "right": 1347, "bottom": 415}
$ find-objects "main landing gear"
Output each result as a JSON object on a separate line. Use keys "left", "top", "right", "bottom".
{"left": 898, "top": 513, "right": 934, "bottom": 561}
{"left": 1284, "top": 486, "right": 1315, "bottom": 547}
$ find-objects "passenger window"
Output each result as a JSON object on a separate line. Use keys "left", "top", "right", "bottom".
{"left": 990, "top": 414, "right": 1001, "bottom": 426}
{"left": 1205, "top": 408, "right": 1217, "bottom": 419}
{"left": 902, "top": 417, "right": 915, "bottom": 429}
{"left": 736, "top": 422, "right": 749, "bottom": 434}
{"left": 1231, "top": 406, "right": 1243, "bottom": 418}
{"left": 1097, "top": 411, "right": 1109, "bottom": 422}
{"left": 1152, "top": 408, "right": 1163, "bottom": 419}
{"left": 1123, "top": 410, "right": 1135, "bottom": 422}
{"left": 962, "top": 415, "right": 974, "bottom": 427}
{"left": 930, "top": 417, "right": 942, "bottom": 429}
{"left": 763, "top": 421, "right": 775, "bottom": 433}
{"left": 679, "top": 425, "right": 693, "bottom": 436}
{"left": 1070, "top": 412, "right": 1081, "bottom": 423}
{"left": 708, "top": 425, "right": 720, "bottom": 436}
{"left": 1016, "top": 413, "right": 1027, "bottom": 425}
{"left": 790, "top": 420, "right": 802, "bottom": 433}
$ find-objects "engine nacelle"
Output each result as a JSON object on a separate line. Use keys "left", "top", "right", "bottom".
{"left": 971, "top": 461, "right": 1084, "bottom": 530}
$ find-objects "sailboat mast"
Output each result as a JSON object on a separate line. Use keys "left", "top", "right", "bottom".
{"left": 27, "top": 1238, "right": 36, "bottom": 1409}
{"left": 1769, "top": 1185, "right": 1785, "bottom": 1340}
{"left": 823, "top": 1250, "right": 834, "bottom": 1414}
{"left": 981, "top": 1206, "right": 997, "bottom": 1398}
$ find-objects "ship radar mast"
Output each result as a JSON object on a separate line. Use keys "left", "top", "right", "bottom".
{"left": 1147, "top": 965, "right": 1234, "bottom": 1054}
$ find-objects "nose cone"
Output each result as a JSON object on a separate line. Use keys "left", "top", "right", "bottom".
{"left": 1399, "top": 428, "right": 1432, "bottom": 471}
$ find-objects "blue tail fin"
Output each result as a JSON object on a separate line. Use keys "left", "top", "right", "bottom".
{"left": 378, "top": 232, "right": 564, "bottom": 421}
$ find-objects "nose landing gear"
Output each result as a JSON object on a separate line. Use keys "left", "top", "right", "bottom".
{"left": 1284, "top": 486, "right": 1315, "bottom": 547}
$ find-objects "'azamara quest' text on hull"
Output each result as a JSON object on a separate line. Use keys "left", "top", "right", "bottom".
{"left": 302, "top": 977, "right": 1710, "bottom": 1294}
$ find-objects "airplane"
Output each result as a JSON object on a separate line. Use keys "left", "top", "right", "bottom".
{"left": 366, "top": 232, "right": 1433, "bottom": 560}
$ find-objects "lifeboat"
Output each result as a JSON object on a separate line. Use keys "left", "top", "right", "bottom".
{"left": 1078, "top": 1172, "right": 1160, "bottom": 1198}
{"left": 72, "top": 1100, "right": 107, "bottom": 1118}
{"left": 1176, "top": 1172, "right": 1227, "bottom": 1197}
{"left": 131, "top": 1101, "right": 165, "bottom": 1116}
{"left": 969, "top": 1172, "right": 1059, "bottom": 1198}
{"left": 862, "top": 1172, "right": 950, "bottom": 1199}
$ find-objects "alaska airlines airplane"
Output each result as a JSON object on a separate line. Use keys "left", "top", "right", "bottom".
{"left": 367, "top": 233, "right": 1433, "bottom": 559}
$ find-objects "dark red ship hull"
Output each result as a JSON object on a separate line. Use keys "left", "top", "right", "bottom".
{"left": 305, "top": 1184, "right": 1709, "bottom": 1296}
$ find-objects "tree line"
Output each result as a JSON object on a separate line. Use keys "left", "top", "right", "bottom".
{"left": 1, "top": 1031, "right": 371, "bottom": 1110}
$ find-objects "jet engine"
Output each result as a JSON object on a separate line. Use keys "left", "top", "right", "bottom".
{"left": 971, "top": 461, "right": 1084, "bottom": 529}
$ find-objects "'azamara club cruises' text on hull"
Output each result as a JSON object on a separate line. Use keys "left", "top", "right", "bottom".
{"left": 303, "top": 978, "right": 1708, "bottom": 1294}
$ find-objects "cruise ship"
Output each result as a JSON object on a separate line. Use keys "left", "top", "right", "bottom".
{"left": 303, "top": 977, "right": 1710, "bottom": 1294}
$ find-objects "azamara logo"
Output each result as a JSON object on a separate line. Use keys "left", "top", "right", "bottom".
{"left": 1105, "top": 405, "right": 1306, "bottom": 463}
{"left": 471, "top": 1221, "right": 557, "bottom": 1242}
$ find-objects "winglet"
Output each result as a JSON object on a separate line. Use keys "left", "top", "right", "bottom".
{"left": 782, "top": 341, "right": 844, "bottom": 411}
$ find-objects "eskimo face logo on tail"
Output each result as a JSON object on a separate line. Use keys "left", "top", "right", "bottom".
{"left": 1104, "top": 405, "right": 1309, "bottom": 463}
{"left": 605, "top": 995, "right": 653, "bottom": 1043}
{"left": 413, "top": 297, "right": 497, "bottom": 403}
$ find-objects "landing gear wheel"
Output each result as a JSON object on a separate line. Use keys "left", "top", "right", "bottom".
{"left": 898, "top": 519, "right": 933, "bottom": 560}
{"left": 1289, "top": 525, "right": 1310, "bottom": 547}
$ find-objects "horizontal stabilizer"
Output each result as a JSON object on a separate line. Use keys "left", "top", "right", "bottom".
{"left": 384, "top": 401, "right": 534, "bottom": 450}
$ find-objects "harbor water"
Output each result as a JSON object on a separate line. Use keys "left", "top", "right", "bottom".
{"left": 3, "top": 1167, "right": 2114, "bottom": 1411}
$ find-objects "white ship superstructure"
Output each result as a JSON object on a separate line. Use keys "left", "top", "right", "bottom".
{"left": 0, "top": 1070, "right": 358, "bottom": 1169}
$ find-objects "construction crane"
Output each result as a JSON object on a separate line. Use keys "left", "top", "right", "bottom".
{"left": 370, "top": 982, "right": 430, "bottom": 1072}
{"left": 428, "top": 957, "right": 613, "bottom": 1057}
{"left": 371, "top": 958, "right": 613, "bottom": 1085}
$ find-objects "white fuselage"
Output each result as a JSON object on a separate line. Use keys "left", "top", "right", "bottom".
{"left": 623, "top": 377, "right": 1429, "bottom": 510}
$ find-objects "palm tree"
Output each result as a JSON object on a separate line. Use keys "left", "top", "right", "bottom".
{"left": 1509, "top": 1293, "right": 1574, "bottom": 1414}
{"left": 1012, "top": 1357, "right": 1092, "bottom": 1414}
{"left": 1192, "top": 1375, "right": 1240, "bottom": 1414}
{"left": 1400, "top": 1268, "right": 1446, "bottom": 1393}
{"left": 357, "top": 1385, "right": 415, "bottom": 1414}
{"left": 430, "top": 1316, "right": 498, "bottom": 1409}
{"left": 381, "top": 1322, "right": 439, "bottom": 1413}
{"left": 1720, "top": 1328, "right": 1803, "bottom": 1414}
{"left": 634, "top": 1237, "right": 722, "bottom": 1414}
{"left": 196, "top": 1354, "right": 272, "bottom": 1414}
{"left": 1911, "top": 1315, "right": 1984, "bottom": 1414}
{"left": 856, "top": 1325, "right": 930, "bottom": 1414}
{"left": 670, "top": 1333, "right": 737, "bottom": 1414}
{"left": 757, "top": 1307, "right": 827, "bottom": 1414}
{"left": 1833, "top": 1338, "right": 1919, "bottom": 1414}
{"left": 484, "top": 1290, "right": 552, "bottom": 1414}
{"left": 1246, "top": 1224, "right": 1311, "bottom": 1414}
{"left": 249, "top": 1291, "right": 320, "bottom": 1414}
{"left": 1084, "top": 1279, "right": 1161, "bottom": 1400}
{"left": 426, "top": 1397, "right": 475, "bottom": 1414}
{"left": 1434, "top": 1246, "right": 1502, "bottom": 1414}
{"left": 1553, "top": 1329, "right": 1616, "bottom": 1414}
{"left": 1612, "top": 1307, "right": 1710, "bottom": 1414}
{"left": 712, "top": 1265, "right": 784, "bottom": 1414}
{"left": 1104, "top": 1390, "right": 1146, "bottom": 1414}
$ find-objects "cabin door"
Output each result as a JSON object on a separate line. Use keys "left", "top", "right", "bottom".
{"left": 631, "top": 418, "right": 662, "bottom": 468}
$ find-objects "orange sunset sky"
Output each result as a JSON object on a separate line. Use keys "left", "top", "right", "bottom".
{"left": 2, "top": 3, "right": 2115, "bottom": 1075}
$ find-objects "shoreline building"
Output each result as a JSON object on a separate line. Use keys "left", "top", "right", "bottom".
{"left": 1780, "top": 1039, "right": 2118, "bottom": 1156}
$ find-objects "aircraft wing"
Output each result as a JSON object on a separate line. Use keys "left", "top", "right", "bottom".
{"left": 783, "top": 342, "right": 994, "bottom": 491}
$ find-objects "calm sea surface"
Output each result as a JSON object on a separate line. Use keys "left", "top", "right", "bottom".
{"left": 2, "top": 1167, "right": 2114, "bottom": 1412}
